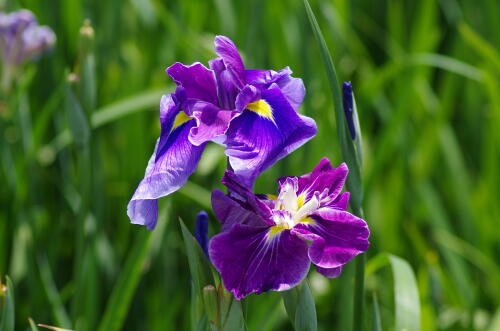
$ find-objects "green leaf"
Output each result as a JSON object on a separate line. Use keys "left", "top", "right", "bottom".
{"left": 78, "top": 20, "right": 96, "bottom": 114}
{"left": 47, "top": 88, "right": 167, "bottom": 154}
{"left": 213, "top": 0, "right": 235, "bottom": 35}
{"left": 91, "top": 88, "right": 167, "bottom": 128}
{"left": 488, "top": 308, "right": 500, "bottom": 331}
{"left": 0, "top": 276, "right": 14, "bottom": 331}
{"left": 37, "top": 255, "right": 72, "bottom": 329}
{"left": 28, "top": 318, "right": 39, "bottom": 331}
{"left": 282, "top": 281, "right": 317, "bottom": 331}
{"left": 371, "top": 293, "right": 382, "bottom": 331}
{"left": 388, "top": 255, "right": 420, "bottom": 331}
{"left": 303, "top": 0, "right": 362, "bottom": 213}
{"left": 97, "top": 205, "right": 169, "bottom": 331}
{"left": 222, "top": 299, "right": 246, "bottom": 331}
{"left": 366, "top": 254, "right": 421, "bottom": 331}
{"left": 459, "top": 23, "right": 500, "bottom": 74}
{"left": 282, "top": 286, "right": 298, "bottom": 324}
{"left": 179, "top": 219, "right": 215, "bottom": 297}
{"left": 178, "top": 181, "right": 212, "bottom": 210}
{"left": 202, "top": 285, "right": 218, "bottom": 327}
{"left": 65, "top": 73, "right": 90, "bottom": 149}
{"left": 37, "top": 324, "right": 76, "bottom": 331}
{"left": 179, "top": 219, "right": 215, "bottom": 330}
{"left": 294, "top": 281, "right": 317, "bottom": 331}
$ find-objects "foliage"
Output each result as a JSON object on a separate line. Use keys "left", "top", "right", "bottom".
{"left": 1, "top": 0, "right": 499, "bottom": 330}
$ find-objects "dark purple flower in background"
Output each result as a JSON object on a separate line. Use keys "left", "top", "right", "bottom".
{"left": 0, "top": 9, "right": 55, "bottom": 66}
{"left": 128, "top": 35, "right": 317, "bottom": 229}
{"left": 209, "top": 158, "right": 370, "bottom": 299}
{"left": 342, "top": 82, "right": 356, "bottom": 140}
{"left": 194, "top": 211, "right": 209, "bottom": 257}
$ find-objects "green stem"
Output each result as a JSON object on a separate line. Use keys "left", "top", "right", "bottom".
{"left": 1, "top": 65, "right": 13, "bottom": 94}
{"left": 352, "top": 206, "right": 366, "bottom": 331}
{"left": 353, "top": 253, "right": 366, "bottom": 331}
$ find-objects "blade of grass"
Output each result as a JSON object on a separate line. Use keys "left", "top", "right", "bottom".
{"left": 178, "top": 181, "right": 212, "bottom": 210}
{"left": 97, "top": 204, "right": 169, "bottom": 331}
{"left": 303, "top": 3, "right": 367, "bottom": 331}
{"left": 37, "top": 255, "right": 72, "bottom": 329}
{"left": 38, "top": 325, "right": 75, "bottom": 331}
{"left": 371, "top": 293, "right": 381, "bottom": 331}
{"left": 388, "top": 255, "right": 420, "bottom": 331}
{"left": 366, "top": 254, "right": 421, "bottom": 331}
{"left": 459, "top": 23, "right": 500, "bottom": 74}
{"left": 28, "top": 318, "right": 39, "bottom": 331}
{"left": 282, "top": 281, "right": 317, "bottom": 331}
{"left": 0, "top": 276, "right": 14, "bottom": 331}
{"left": 46, "top": 88, "right": 167, "bottom": 154}
{"left": 303, "top": 0, "right": 362, "bottom": 208}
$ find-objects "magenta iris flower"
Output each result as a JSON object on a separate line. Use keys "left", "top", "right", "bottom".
{"left": 128, "top": 36, "right": 317, "bottom": 229}
{"left": 209, "top": 158, "right": 370, "bottom": 299}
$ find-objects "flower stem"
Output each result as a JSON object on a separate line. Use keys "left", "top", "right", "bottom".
{"left": 352, "top": 206, "right": 366, "bottom": 331}
{"left": 353, "top": 252, "right": 366, "bottom": 331}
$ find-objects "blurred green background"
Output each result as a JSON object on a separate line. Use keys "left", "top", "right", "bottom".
{"left": 1, "top": 0, "right": 500, "bottom": 330}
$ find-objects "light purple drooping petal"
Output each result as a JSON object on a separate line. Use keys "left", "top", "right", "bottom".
{"left": 214, "top": 35, "right": 245, "bottom": 88}
{"left": 315, "top": 265, "right": 343, "bottom": 278}
{"left": 185, "top": 99, "right": 236, "bottom": 146}
{"left": 211, "top": 190, "right": 269, "bottom": 232}
{"left": 127, "top": 120, "right": 206, "bottom": 229}
{"left": 166, "top": 62, "right": 218, "bottom": 105}
{"left": 245, "top": 67, "right": 305, "bottom": 111}
{"left": 209, "top": 225, "right": 310, "bottom": 300}
{"left": 225, "top": 86, "right": 317, "bottom": 188}
{"left": 297, "top": 208, "right": 369, "bottom": 268}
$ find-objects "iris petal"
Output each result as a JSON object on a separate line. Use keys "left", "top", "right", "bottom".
{"left": 279, "top": 159, "right": 348, "bottom": 204}
{"left": 166, "top": 62, "right": 218, "bottom": 105}
{"left": 209, "top": 57, "right": 240, "bottom": 109}
{"left": 214, "top": 35, "right": 245, "bottom": 87}
{"left": 209, "top": 224, "right": 310, "bottom": 300}
{"left": 245, "top": 67, "right": 305, "bottom": 111}
{"left": 211, "top": 189, "right": 270, "bottom": 232}
{"left": 220, "top": 171, "right": 274, "bottom": 224}
{"left": 225, "top": 86, "right": 317, "bottom": 188}
{"left": 296, "top": 208, "right": 370, "bottom": 268}
{"left": 315, "top": 265, "right": 344, "bottom": 278}
{"left": 185, "top": 99, "right": 236, "bottom": 146}
{"left": 127, "top": 120, "right": 206, "bottom": 229}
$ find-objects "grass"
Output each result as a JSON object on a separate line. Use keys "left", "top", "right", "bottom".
{"left": 1, "top": 0, "right": 500, "bottom": 330}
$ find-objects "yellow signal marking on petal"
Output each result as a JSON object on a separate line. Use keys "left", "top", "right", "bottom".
{"left": 267, "top": 225, "right": 288, "bottom": 240}
{"left": 297, "top": 194, "right": 306, "bottom": 209}
{"left": 267, "top": 194, "right": 278, "bottom": 200}
{"left": 172, "top": 111, "right": 193, "bottom": 131}
{"left": 246, "top": 99, "right": 273, "bottom": 120}
{"left": 299, "top": 217, "right": 316, "bottom": 225}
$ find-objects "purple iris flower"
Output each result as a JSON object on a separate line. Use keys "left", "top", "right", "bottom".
{"left": 209, "top": 158, "right": 370, "bottom": 299}
{"left": 0, "top": 9, "right": 55, "bottom": 66}
{"left": 128, "top": 36, "right": 317, "bottom": 229}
